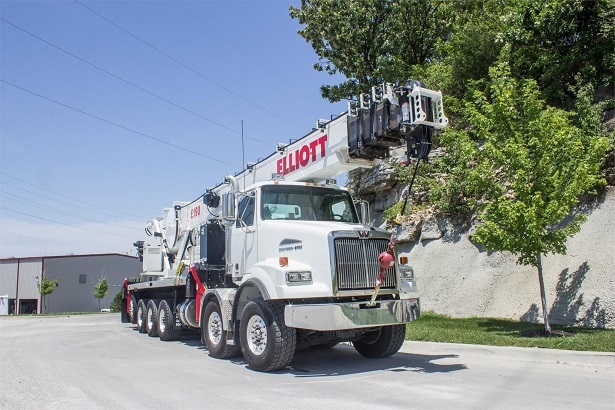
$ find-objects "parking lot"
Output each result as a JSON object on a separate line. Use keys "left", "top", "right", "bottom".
{"left": 1, "top": 314, "right": 613, "bottom": 409}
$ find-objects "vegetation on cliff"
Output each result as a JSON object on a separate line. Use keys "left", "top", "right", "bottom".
{"left": 291, "top": 0, "right": 614, "bottom": 331}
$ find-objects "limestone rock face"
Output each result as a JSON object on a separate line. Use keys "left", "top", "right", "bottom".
{"left": 395, "top": 215, "right": 422, "bottom": 244}
{"left": 347, "top": 160, "right": 615, "bottom": 329}
{"left": 348, "top": 162, "right": 403, "bottom": 225}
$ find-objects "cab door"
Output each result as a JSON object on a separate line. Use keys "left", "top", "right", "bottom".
{"left": 231, "top": 190, "right": 257, "bottom": 277}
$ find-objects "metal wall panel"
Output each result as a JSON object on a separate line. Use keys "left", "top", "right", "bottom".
{"left": 17, "top": 259, "right": 43, "bottom": 313}
{"left": 44, "top": 255, "right": 141, "bottom": 313}
{"left": 18, "top": 260, "right": 43, "bottom": 300}
{"left": 0, "top": 261, "right": 18, "bottom": 298}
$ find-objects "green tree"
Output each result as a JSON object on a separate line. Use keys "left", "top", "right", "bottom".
{"left": 290, "top": 0, "right": 613, "bottom": 115}
{"left": 109, "top": 290, "right": 122, "bottom": 313}
{"left": 39, "top": 274, "right": 59, "bottom": 314}
{"left": 465, "top": 61, "right": 610, "bottom": 332}
{"left": 93, "top": 278, "right": 109, "bottom": 311}
{"left": 503, "top": 0, "right": 614, "bottom": 108}
{"left": 289, "top": 0, "right": 451, "bottom": 102}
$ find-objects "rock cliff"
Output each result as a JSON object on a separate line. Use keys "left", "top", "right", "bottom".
{"left": 349, "top": 165, "right": 615, "bottom": 329}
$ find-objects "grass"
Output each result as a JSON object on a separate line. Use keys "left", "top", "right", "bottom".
{"left": 407, "top": 311, "right": 615, "bottom": 352}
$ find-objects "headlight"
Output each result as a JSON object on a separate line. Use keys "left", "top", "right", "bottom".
{"left": 286, "top": 271, "right": 312, "bottom": 284}
{"left": 399, "top": 265, "right": 414, "bottom": 280}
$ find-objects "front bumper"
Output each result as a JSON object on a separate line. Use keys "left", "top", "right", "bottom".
{"left": 284, "top": 298, "right": 420, "bottom": 331}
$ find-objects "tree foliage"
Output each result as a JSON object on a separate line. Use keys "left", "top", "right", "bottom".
{"left": 39, "top": 274, "right": 58, "bottom": 314}
{"left": 290, "top": 0, "right": 614, "bottom": 110}
{"left": 93, "top": 278, "right": 109, "bottom": 310}
{"left": 39, "top": 274, "right": 59, "bottom": 296}
{"left": 289, "top": 0, "right": 451, "bottom": 102}
{"left": 503, "top": 0, "right": 614, "bottom": 107}
{"left": 467, "top": 61, "right": 609, "bottom": 266}
{"left": 109, "top": 290, "right": 122, "bottom": 313}
{"left": 462, "top": 61, "right": 610, "bottom": 331}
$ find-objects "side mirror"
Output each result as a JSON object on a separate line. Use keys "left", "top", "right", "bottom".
{"left": 355, "top": 200, "right": 370, "bottom": 225}
{"left": 222, "top": 192, "right": 236, "bottom": 221}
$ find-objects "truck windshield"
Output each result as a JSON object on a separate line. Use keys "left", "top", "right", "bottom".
{"left": 260, "top": 185, "right": 359, "bottom": 223}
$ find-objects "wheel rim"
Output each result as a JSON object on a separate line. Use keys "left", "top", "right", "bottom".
{"left": 208, "top": 311, "right": 222, "bottom": 345}
{"left": 159, "top": 309, "right": 166, "bottom": 333}
{"left": 147, "top": 308, "right": 154, "bottom": 330}
{"left": 137, "top": 306, "right": 143, "bottom": 327}
{"left": 247, "top": 314, "right": 267, "bottom": 356}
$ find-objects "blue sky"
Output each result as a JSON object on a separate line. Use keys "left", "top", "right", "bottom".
{"left": 0, "top": 0, "right": 347, "bottom": 258}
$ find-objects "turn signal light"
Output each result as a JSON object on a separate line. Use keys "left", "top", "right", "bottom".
{"left": 399, "top": 256, "right": 408, "bottom": 264}
{"left": 279, "top": 257, "right": 288, "bottom": 267}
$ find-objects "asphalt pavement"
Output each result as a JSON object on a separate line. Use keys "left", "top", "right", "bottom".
{"left": 0, "top": 314, "right": 613, "bottom": 409}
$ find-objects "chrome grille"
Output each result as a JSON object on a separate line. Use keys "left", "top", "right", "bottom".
{"left": 334, "top": 238, "right": 396, "bottom": 291}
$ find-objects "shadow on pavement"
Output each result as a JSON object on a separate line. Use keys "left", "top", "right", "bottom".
{"left": 223, "top": 343, "right": 466, "bottom": 376}
{"left": 129, "top": 325, "right": 467, "bottom": 376}
{"left": 280, "top": 344, "right": 466, "bottom": 377}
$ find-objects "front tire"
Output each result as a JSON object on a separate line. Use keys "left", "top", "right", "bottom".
{"left": 239, "top": 299, "right": 296, "bottom": 372}
{"left": 158, "top": 299, "right": 182, "bottom": 341}
{"left": 137, "top": 299, "right": 148, "bottom": 333}
{"left": 146, "top": 299, "right": 160, "bottom": 337}
{"left": 353, "top": 324, "right": 406, "bottom": 358}
{"left": 202, "top": 300, "right": 239, "bottom": 358}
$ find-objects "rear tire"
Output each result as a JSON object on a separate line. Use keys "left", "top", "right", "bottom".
{"left": 121, "top": 295, "right": 130, "bottom": 323}
{"left": 129, "top": 295, "right": 138, "bottom": 324}
{"left": 353, "top": 324, "right": 406, "bottom": 358}
{"left": 137, "top": 299, "right": 148, "bottom": 333}
{"left": 158, "top": 299, "right": 182, "bottom": 341}
{"left": 146, "top": 299, "right": 160, "bottom": 337}
{"left": 202, "top": 300, "right": 240, "bottom": 358}
{"left": 239, "top": 299, "right": 296, "bottom": 372}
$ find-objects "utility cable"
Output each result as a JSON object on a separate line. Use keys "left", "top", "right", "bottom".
{"left": 2, "top": 232, "right": 104, "bottom": 254}
{"left": 0, "top": 17, "right": 270, "bottom": 147}
{"left": 0, "top": 80, "right": 240, "bottom": 168}
{"left": 0, "top": 191, "right": 142, "bottom": 231}
{"left": 74, "top": 0, "right": 307, "bottom": 131}
{"left": 0, "top": 206, "right": 137, "bottom": 239}
{"left": 173, "top": 0, "right": 327, "bottom": 108}
{"left": 1, "top": 173, "right": 143, "bottom": 221}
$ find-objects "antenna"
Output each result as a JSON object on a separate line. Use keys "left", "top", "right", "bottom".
{"left": 241, "top": 120, "right": 245, "bottom": 190}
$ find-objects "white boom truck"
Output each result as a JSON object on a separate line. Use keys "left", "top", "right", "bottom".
{"left": 121, "top": 81, "right": 447, "bottom": 371}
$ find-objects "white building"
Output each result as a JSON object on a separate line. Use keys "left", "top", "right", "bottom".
{"left": 0, "top": 253, "right": 142, "bottom": 314}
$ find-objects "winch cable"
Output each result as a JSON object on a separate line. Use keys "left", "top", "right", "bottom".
{"left": 369, "top": 156, "right": 424, "bottom": 307}
{"left": 397, "top": 157, "right": 421, "bottom": 226}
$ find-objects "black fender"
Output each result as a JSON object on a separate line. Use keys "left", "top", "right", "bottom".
{"left": 232, "top": 278, "right": 270, "bottom": 324}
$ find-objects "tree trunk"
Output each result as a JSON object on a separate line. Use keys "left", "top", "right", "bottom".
{"left": 536, "top": 253, "right": 551, "bottom": 333}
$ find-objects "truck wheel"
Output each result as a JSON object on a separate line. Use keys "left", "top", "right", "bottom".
{"left": 353, "top": 324, "right": 406, "bottom": 358}
{"left": 202, "top": 300, "right": 240, "bottom": 358}
{"left": 239, "top": 299, "right": 296, "bottom": 372}
{"left": 158, "top": 299, "right": 182, "bottom": 341}
{"left": 146, "top": 299, "right": 160, "bottom": 338}
{"left": 129, "top": 295, "right": 138, "bottom": 324}
{"left": 137, "top": 299, "right": 148, "bottom": 333}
